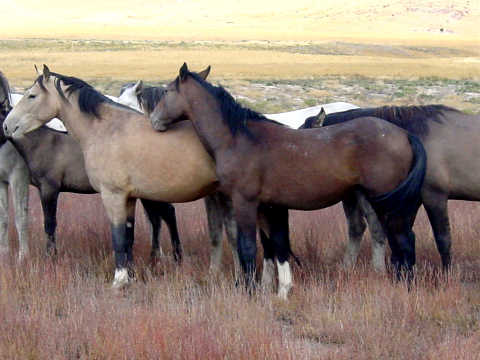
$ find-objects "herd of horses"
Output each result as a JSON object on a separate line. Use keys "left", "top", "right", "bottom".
{"left": 1, "top": 63, "right": 478, "bottom": 299}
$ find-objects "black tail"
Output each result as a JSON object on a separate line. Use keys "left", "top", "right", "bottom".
{"left": 370, "top": 134, "right": 426, "bottom": 217}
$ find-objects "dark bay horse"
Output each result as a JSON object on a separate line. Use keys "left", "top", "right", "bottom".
{"left": 150, "top": 63, "right": 427, "bottom": 286}
{"left": 118, "top": 80, "right": 297, "bottom": 296}
{"left": 0, "top": 71, "right": 181, "bottom": 262}
{"left": 302, "top": 104, "right": 480, "bottom": 271}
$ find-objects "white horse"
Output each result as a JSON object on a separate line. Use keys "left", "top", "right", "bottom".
{"left": 117, "top": 81, "right": 359, "bottom": 126}
{"left": 0, "top": 81, "right": 30, "bottom": 261}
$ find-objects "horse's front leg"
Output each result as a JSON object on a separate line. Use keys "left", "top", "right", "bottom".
{"left": 125, "top": 199, "right": 136, "bottom": 266}
{"left": 260, "top": 205, "right": 292, "bottom": 300}
{"left": 11, "top": 167, "right": 30, "bottom": 262}
{"left": 232, "top": 195, "right": 258, "bottom": 289}
{"left": 357, "top": 192, "right": 387, "bottom": 273}
{"left": 381, "top": 206, "right": 420, "bottom": 282}
{"left": 204, "top": 194, "right": 225, "bottom": 273}
{"left": 140, "top": 198, "right": 164, "bottom": 260}
{"left": 0, "top": 182, "right": 9, "bottom": 259}
{"left": 101, "top": 190, "right": 131, "bottom": 289}
{"left": 341, "top": 195, "right": 367, "bottom": 270}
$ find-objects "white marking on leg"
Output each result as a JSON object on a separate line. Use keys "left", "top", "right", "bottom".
{"left": 112, "top": 268, "right": 130, "bottom": 289}
{"left": 261, "top": 258, "right": 275, "bottom": 291}
{"left": 276, "top": 260, "right": 292, "bottom": 300}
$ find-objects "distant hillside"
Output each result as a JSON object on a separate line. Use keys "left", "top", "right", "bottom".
{"left": 1, "top": 0, "right": 478, "bottom": 42}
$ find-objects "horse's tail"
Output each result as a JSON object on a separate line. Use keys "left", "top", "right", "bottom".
{"left": 369, "top": 134, "right": 426, "bottom": 217}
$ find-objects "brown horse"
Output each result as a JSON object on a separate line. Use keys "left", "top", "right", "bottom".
{"left": 150, "top": 63, "right": 427, "bottom": 286}
{"left": 302, "top": 105, "right": 480, "bottom": 272}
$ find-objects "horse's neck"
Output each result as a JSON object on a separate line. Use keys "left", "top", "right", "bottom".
{"left": 11, "top": 128, "right": 46, "bottom": 162}
{"left": 186, "top": 88, "right": 233, "bottom": 156}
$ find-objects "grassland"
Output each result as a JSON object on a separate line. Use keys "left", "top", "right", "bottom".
{"left": 1, "top": 189, "right": 480, "bottom": 359}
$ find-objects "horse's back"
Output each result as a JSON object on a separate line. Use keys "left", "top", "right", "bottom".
{"left": 84, "top": 115, "right": 217, "bottom": 202}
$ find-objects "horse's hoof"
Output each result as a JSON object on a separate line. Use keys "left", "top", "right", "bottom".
{"left": 111, "top": 268, "right": 131, "bottom": 289}
{"left": 46, "top": 245, "right": 57, "bottom": 258}
{"left": 150, "top": 248, "right": 164, "bottom": 263}
{"left": 277, "top": 285, "right": 292, "bottom": 301}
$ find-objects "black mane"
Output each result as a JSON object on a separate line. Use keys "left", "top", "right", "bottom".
{"left": 36, "top": 73, "right": 140, "bottom": 117}
{"left": 322, "top": 105, "right": 461, "bottom": 136}
{"left": 187, "top": 72, "right": 279, "bottom": 138}
{"left": 138, "top": 86, "right": 166, "bottom": 114}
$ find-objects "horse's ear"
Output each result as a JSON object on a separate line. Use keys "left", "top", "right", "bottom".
{"left": 34, "top": 64, "right": 40, "bottom": 75}
{"left": 315, "top": 107, "right": 326, "bottom": 127}
{"left": 133, "top": 80, "right": 143, "bottom": 96}
{"left": 197, "top": 65, "right": 211, "bottom": 80}
{"left": 179, "top": 63, "right": 189, "bottom": 82}
{"left": 43, "top": 64, "right": 51, "bottom": 81}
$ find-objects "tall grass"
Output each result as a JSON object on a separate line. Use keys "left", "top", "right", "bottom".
{"left": 1, "top": 188, "right": 480, "bottom": 359}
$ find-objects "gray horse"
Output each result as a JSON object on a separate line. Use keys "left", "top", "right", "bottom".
{"left": 0, "top": 73, "right": 29, "bottom": 260}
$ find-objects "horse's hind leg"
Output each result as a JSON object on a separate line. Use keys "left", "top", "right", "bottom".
{"left": 422, "top": 191, "right": 451, "bottom": 271}
{"left": 39, "top": 186, "right": 59, "bottom": 257}
{"left": 357, "top": 193, "right": 387, "bottom": 273}
{"left": 0, "top": 182, "right": 9, "bottom": 258}
{"left": 342, "top": 196, "right": 367, "bottom": 269}
{"left": 160, "top": 203, "right": 182, "bottom": 263}
{"left": 205, "top": 194, "right": 225, "bottom": 273}
{"left": 142, "top": 199, "right": 182, "bottom": 262}
{"left": 11, "top": 169, "right": 30, "bottom": 261}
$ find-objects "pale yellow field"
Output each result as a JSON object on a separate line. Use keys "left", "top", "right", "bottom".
{"left": 1, "top": 1, "right": 478, "bottom": 85}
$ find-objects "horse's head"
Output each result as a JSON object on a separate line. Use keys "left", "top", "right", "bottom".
{"left": 150, "top": 63, "right": 210, "bottom": 132}
{"left": 4, "top": 65, "right": 60, "bottom": 139}
{"left": 117, "top": 80, "right": 143, "bottom": 112}
{"left": 298, "top": 108, "right": 326, "bottom": 129}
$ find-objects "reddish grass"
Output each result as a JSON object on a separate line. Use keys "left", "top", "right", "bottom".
{"left": 1, "top": 188, "right": 480, "bottom": 359}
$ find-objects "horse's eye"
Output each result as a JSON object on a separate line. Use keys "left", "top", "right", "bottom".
{"left": 28, "top": 94, "right": 36, "bottom": 99}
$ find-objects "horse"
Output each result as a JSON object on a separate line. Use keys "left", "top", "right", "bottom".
{"left": 0, "top": 71, "right": 182, "bottom": 262}
{"left": 116, "top": 79, "right": 294, "bottom": 294}
{"left": 149, "top": 63, "right": 427, "bottom": 288}
{"left": 301, "top": 104, "right": 480, "bottom": 272}
{"left": 4, "top": 65, "right": 296, "bottom": 298}
{"left": 0, "top": 72, "right": 29, "bottom": 261}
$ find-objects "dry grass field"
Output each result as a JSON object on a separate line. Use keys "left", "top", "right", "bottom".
{"left": 1, "top": 190, "right": 480, "bottom": 359}
{"left": 1, "top": 1, "right": 480, "bottom": 359}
